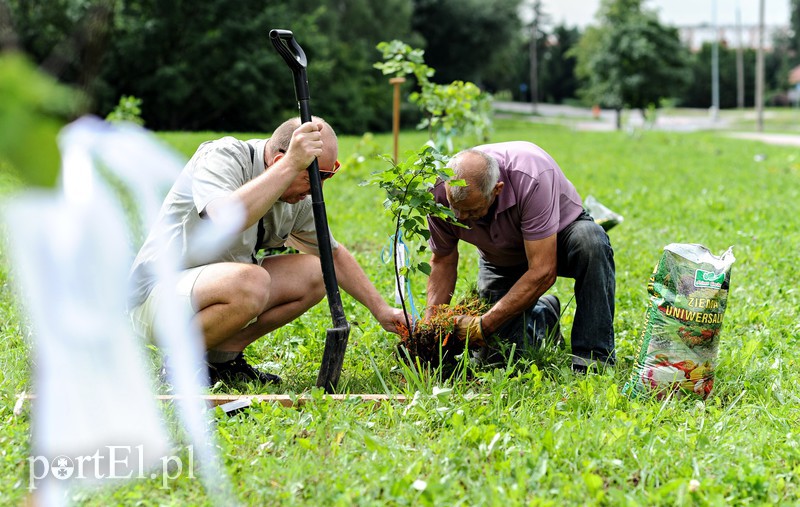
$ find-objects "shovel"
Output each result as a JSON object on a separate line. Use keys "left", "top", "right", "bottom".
{"left": 269, "top": 29, "right": 350, "bottom": 393}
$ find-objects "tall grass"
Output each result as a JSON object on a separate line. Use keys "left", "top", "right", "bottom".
{"left": 1, "top": 119, "right": 799, "bottom": 505}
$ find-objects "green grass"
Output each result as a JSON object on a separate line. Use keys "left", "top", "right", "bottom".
{"left": 2, "top": 119, "right": 800, "bottom": 505}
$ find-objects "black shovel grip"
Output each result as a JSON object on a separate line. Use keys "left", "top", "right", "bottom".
{"left": 269, "top": 29, "right": 310, "bottom": 101}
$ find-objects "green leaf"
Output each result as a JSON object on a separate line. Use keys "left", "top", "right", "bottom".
{"left": 0, "top": 53, "right": 87, "bottom": 188}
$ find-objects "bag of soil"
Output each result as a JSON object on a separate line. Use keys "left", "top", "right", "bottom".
{"left": 623, "top": 243, "right": 735, "bottom": 400}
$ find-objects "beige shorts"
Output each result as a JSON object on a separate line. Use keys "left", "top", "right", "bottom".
{"left": 129, "top": 266, "right": 207, "bottom": 342}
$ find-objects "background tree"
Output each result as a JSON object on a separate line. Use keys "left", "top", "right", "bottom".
{"left": 411, "top": 0, "right": 522, "bottom": 85}
{"left": 503, "top": 0, "right": 549, "bottom": 103}
{"left": 3, "top": 0, "right": 113, "bottom": 101}
{"left": 763, "top": 27, "right": 796, "bottom": 104}
{"left": 4, "top": 0, "right": 797, "bottom": 135}
{"left": 5, "top": 0, "right": 416, "bottom": 134}
{"left": 100, "top": 0, "right": 417, "bottom": 133}
{"left": 300, "top": 0, "right": 421, "bottom": 133}
{"left": 481, "top": 22, "right": 527, "bottom": 98}
{"left": 539, "top": 24, "right": 581, "bottom": 104}
{"left": 571, "top": 0, "right": 691, "bottom": 129}
{"left": 792, "top": 0, "right": 800, "bottom": 63}
{"left": 683, "top": 42, "right": 757, "bottom": 108}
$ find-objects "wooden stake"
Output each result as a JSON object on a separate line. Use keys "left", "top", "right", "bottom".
{"left": 389, "top": 77, "right": 406, "bottom": 163}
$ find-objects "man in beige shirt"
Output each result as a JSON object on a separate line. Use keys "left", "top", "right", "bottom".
{"left": 129, "top": 117, "right": 405, "bottom": 385}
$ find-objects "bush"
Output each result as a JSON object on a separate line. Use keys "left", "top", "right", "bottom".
{"left": 105, "top": 95, "right": 144, "bottom": 126}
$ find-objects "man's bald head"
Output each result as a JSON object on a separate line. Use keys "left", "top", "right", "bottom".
{"left": 446, "top": 149, "right": 500, "bottom": 203}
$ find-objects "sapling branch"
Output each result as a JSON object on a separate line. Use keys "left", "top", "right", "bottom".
{"left": 367, "top": 145, "right": 456, "bottom": 343}
{"left": 393, "top": 170, "right": 416, "bottom": 337}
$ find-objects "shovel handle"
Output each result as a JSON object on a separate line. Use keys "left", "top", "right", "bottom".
{"left": 269, "top": 29, "right": 310, "bottom": 101}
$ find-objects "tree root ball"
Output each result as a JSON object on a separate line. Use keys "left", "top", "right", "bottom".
{"left": 396, "top": 298, "right": 488, "bottom": 368}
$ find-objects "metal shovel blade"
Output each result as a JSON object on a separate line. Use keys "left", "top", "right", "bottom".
{"left": 316, "top": 324, "right": 351, "bottom": 393}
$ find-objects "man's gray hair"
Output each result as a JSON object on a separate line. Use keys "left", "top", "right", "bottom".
{"left": 446, "top": 149, "right": 500, "bottom": 202}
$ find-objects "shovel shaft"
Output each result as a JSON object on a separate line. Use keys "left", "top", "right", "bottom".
{"left": 299, "top": 94, "right": 347, "bottom": 328}
{"left": 310, "top": 199, "right": 347, "bottom": 327}
{"left": 270, "top": 28, "right": 350, "bottom": 392}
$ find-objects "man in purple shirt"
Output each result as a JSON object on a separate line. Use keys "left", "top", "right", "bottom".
{"left": 426, "top": 141, "right": 615, "bottom": 371}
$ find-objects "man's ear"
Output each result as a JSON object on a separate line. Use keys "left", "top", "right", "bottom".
{"left": 267, "top": 151, "right": 284, "bottom": 168}
{"left": 493, "top": 181, "right": 504, "bottom": 196}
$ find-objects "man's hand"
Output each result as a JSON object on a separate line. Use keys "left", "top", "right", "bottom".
{"left": 376, "top": 306, "right": 410, "bottom": 335}
{"left": 284, "top": 121, "right": 324, "bottom": 172}
{"left": 452, "top": 315, "right": 485, "bottom": 348}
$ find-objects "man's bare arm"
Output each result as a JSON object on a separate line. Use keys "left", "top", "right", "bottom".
{"left": 331, "top": 245, "right": 406, "bottom": 333}
{"left": 205, "top": 122, "right": 323, "bottom": 229}
{"left": 480, "top": 234, "right": 558, "bottom": 335}
{"left": 426, "top": 249, "right": 459, "bottom": 317}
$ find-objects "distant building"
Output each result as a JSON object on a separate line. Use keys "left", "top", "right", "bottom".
{"left": 790, "top": 65, "right": 800, "bottom": 105}
{"left": 677, "top": 23, "right": 789, "bottom": 51}
{"left": 790, "top": 65, "right": 800, "bottom": 86}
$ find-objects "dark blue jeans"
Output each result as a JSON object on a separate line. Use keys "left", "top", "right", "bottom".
{"left": 477, "top": 210, "right": 616, "bottom": 367}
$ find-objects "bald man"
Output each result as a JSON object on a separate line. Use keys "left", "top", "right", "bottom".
{"left": 425, "top": 142, "right": 616, "bottom": 372}
{"left": 129, "top": 117, "right": 406, "bottom": 385}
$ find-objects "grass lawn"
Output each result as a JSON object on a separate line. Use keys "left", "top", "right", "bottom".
{"left": 1, "top": 118, "right": 799, "bottom": 505}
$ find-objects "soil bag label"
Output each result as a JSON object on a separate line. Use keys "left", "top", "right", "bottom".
{"left": 623, "top": 243, "right": 735, "bottom": 400}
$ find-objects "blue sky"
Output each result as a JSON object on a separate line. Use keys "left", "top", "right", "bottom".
{"left": 537, "top": 0, "right": 790, "bottom": 28}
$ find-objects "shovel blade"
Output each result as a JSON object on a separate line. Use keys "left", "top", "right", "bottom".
{"left": 316, "top": 325, "right": 351, "bottom": 393}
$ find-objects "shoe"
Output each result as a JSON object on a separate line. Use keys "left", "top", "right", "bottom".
{"left": 539, "top": 295, "right": 564, "bottom": 347}
{"left": 208, "top": 353, "right": 282, "bottom": 385}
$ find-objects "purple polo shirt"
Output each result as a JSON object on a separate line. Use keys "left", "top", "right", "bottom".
{"left": 428, "top": 141, "right": 583, "bottom": 266}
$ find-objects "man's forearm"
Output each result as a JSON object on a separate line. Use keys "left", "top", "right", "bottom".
{"left": 481, "top": 268, "right": 556, "bottom": 335}
{"left": 426, "top": 254, "right": 458, "bottom": 310}
{"left": 332, "top": 246, "right": 390, "bottom": 317}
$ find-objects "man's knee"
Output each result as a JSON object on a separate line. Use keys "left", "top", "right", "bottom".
{"left": 235, "top": 267, "right": 271, "bottom": 315}
{"left": 260, "top": 254, "right": 325, "bottom": 306}
{"left": 306, "top": 262, "right": 326, "bottom": 303}
{"left": 570, "top": 222, "right": 613, "bottom": 263}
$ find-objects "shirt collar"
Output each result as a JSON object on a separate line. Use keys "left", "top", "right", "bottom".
{"left": 493, "top": 166, "right": 515, "bottom": 217}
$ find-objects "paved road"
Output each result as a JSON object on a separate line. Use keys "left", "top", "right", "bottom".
{"left": 493, "top": 101, "right": 728, "bottom": 132}
{"left": 726, "top": 132, "right": 800, "bottom": 147}
{"left": 493, "top": 101, "right": 800, "bottom": 147}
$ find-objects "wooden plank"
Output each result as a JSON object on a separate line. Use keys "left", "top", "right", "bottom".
{"left": 158, "top": 394, "right": 407, "bottom": 408}
{"left": 18, "top": 393, "right": 407, "bottom": 409}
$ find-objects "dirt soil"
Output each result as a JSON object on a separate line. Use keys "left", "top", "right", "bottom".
{"left": 397, "top": 299, "right": 488, "bottom": 368}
